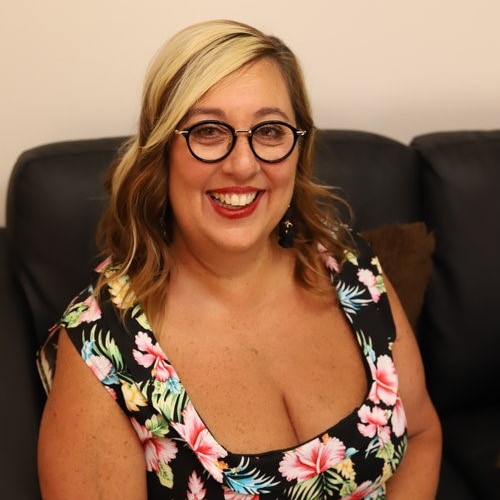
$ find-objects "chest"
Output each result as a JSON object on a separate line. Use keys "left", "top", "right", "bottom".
{"left": 159, "top": 291, "right": 368, "bottom": 454}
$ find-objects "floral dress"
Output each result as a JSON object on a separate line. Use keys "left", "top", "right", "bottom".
{"left": 37, "top": 235, "right": 408, "bottom": 499}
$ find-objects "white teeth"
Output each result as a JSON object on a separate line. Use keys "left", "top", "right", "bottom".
{"left": 211, "top": 192, "right": 258, "bottom": 207}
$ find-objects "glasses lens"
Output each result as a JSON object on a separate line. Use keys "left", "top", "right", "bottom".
{"left": 251, "top": 122, "right": 296, "bottom": 162}
{"left": 188, "top": 122, "right": 233, "bottom": 162}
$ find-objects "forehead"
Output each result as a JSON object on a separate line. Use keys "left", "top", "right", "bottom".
{"left": 191, "top": 58, "right": 294, "bottom": 120}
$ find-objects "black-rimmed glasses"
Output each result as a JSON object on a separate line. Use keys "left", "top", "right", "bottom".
{"left": 175, "top": 120, "right": 307, "bottom": 163}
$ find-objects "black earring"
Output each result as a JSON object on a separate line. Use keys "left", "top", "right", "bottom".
{"left": 159, "top": 214, "right": 168, "bottom": 240}
{"left": 159, "top": 204, "right": 173, "bottom": 243}
{"left": 278, "top": 207, "right": 295, "bottom": 248}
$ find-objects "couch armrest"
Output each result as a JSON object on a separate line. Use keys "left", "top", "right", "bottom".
{"left": 0, "top": 228, "right": 43, "bottom": 499}
{"left": 436, "top": 456, "right": 476, "bottom": 500}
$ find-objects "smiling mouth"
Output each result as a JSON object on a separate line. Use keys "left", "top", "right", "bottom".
{"left": 209, "top": 191, "right": 259, "bottom": 209}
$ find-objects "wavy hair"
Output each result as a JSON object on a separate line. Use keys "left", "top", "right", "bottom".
{"left": 96, "top": 19, "right": 353, "bottom": 328}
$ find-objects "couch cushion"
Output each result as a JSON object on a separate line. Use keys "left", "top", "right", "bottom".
{"left": 411, "top": 130, "right": 500, "bottom": 414}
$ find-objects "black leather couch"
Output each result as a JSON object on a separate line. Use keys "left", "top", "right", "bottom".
{"left": 2, "top": 129, "right": 499, "bottom": 499}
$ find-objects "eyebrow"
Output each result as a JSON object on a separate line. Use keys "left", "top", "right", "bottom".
{"left": 184, "top": 106, "right": 292, "bottom": 123}
{"left": 255, "top": 107, "right": 292, "bottom": 121}
{"left": 183, "top": 107, "right": 224, "bottom": 121}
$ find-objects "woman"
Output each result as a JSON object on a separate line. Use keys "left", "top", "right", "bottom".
{"left": 37, "top": 19, "right": 441, "bottom": 499}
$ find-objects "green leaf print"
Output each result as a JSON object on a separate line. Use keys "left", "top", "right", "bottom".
{"left": 157, "top": 461, "right": 174, "bottom": 489}
{"left": 375, "top": 440, "right": 395, "bottom": 462}
{"left": 356, "top": 330, "right": 376, "bottom": 362}
{"left": 89, "top": 326, "right": 125, "bottom": 371}
{"left": 285, "top": 475, "right": 323, "bottom": 500}
{"left": 145, "top": 413, "right": 170, "bottom": 438}
{"left": 390, "top": 436, "right": 408, "bottom": 470}
{"left": 285, "top": 470, "right": 350, "bottom": 500}
{"left": 375, "top": 274, "right": 387, "bottom": 294}
{"left": 149, "top": 378, "right": 190, "bottom": 422}
{"left": 131, "top": 304, "right": 152, "bottom": 331}
{"left": 63, "top": 302, "right": 89, "bottom": 328}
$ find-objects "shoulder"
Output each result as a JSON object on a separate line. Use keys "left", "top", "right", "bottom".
{"left": 38, "top": 328, "right": 147, "bottom": 498}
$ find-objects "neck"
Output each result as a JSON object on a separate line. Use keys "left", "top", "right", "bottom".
{"left": 169, "top": 236, "right": 296, "bottom": 303}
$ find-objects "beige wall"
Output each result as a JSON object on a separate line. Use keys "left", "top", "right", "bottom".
{"left": 1, "top": 0, "right": 499, "bottom": 225}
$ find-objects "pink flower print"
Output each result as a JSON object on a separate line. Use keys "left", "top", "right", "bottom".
{"left": 63, "top": 292, "right": 103, "bottom": 328}
{"left": 130, "top": 417, "right": 178, "bottom": 473}
{"left": 343, "top": 480, "right": 375, "bottom": 499}
{"left": 357, "top": 268, "right": 381, "bottom": 303}
{"left": 223, "top": 487, "right": 259, "bottom": 500}
{"left": 317, "top": 243, "right": 340, "bottom": 273}
{"left": 187, "top": 471, "right": 207, "bottom": 500}
{"left": 279, "top": 434, "right": 346, "bottom": 482}
{"left": 104, "top": 386, "right": 117, "bottom": 400}
{"left": 81, "top": 339, "right": 119, "bottom": 386}
{"left": 368, "top": 354, "right": 398, "bottom": 406}
{"left": 171, "top": 403, "right": 228, "bottom": 482}
{"left": 133, "top": 331, "right": 177, "bottom": 381}
{"left": 85, "top": 354, "right": 114, "bottom": 383}
{"left": 357, "top": 404, "right": 391, "bottom": 446}
{"left": 78, "top": 294, "right": 102, "bottom": 323}
{"left": 391, "top": 397, "right": 407, "bottom": 437}
{"left": 94, "top": 256, "right": 112, "bottom": 273}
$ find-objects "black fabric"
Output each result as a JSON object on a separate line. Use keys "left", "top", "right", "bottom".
{"left": 411, "top": 131, "right": 500, "bottom": 414}
{"left": 6, "top": 137, "right": 127, "bottom": 345}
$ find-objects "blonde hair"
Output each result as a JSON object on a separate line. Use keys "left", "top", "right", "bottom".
{"left": 97, "top": 19, "right": 353, "bottom": 327}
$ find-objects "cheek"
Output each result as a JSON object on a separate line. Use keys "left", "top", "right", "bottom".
{"left": 270, "top": 158, "right": 297, "bottom": 193}
{"left": 168, "top": 144, "right": 205, "bottom": 194}
{"left": 168, "top": 167, "right": 202, "bottom": 206}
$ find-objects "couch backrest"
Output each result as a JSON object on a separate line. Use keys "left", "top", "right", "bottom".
{"left": 314, "top": 130, "right": 422, "bottom": 229}
{"left": 6, "top": 130, "right": 421, "bottom": 346}
{"left": 411, "top": 130, "right": 500, "bottom": 414}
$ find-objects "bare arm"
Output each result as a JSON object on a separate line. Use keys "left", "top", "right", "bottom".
{"left": 384, "top": 278, "right": 442, "bottom": 499}
{"left": 38, "top": 329, "right": 147, "bottom": 499}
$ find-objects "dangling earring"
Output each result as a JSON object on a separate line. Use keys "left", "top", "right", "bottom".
{"left": 159, "top": 214, "right": 168, "bottom": 240}
{"left": 159, "top": 204, "right": 172, "bottom": 243}
{"left": 278, "top": 206, "right": 296, "bottom": 248}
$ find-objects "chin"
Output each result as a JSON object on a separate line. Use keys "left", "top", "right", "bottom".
{"left": 208, "top": 232, "right": 274, "bottom": 254}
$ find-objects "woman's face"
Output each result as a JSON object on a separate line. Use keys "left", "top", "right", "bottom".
{"left": 168, "top": 57, "right": 299, "bottom": 257}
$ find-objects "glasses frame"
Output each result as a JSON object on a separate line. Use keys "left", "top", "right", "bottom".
{"left": 175, "top": 120, "right": 307, "bottom": 164}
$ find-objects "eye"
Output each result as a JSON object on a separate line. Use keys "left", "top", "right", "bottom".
{"left": 190, "top": 123, "right": 230, "bottom": 144}
{"left": 253, "top": 123, "right": 290, "bottom": 144}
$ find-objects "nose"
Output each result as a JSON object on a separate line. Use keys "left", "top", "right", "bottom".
{"left": 221, "top": 131, "right": 260, "bottom": 178}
